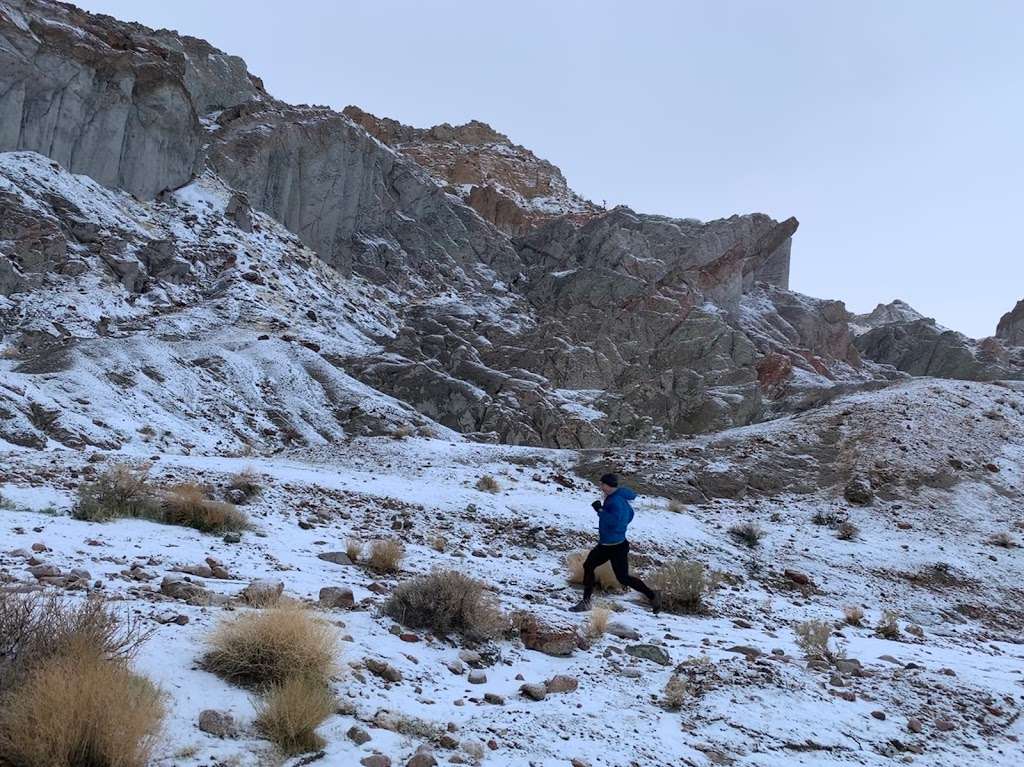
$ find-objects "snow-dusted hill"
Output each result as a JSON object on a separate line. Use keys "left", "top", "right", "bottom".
{"left": 2, "top": 378, "right": 1023, "bottom": 766}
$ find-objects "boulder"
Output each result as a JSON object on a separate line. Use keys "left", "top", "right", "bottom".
{"left": 197, "top": 709, "right": 236, "bottom": 738}
{"left": 625, "top": 644, "right": 672, "bottom": 666}
{"left": 240, "top": 578, "right": 283, "bottom": 607}
{"left": 319, "top": 586, "right": 355, "bottom": 609}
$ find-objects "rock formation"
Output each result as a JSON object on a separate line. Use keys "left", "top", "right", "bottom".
{"left": 2, "top": 0, "right": 1013, "bottom": 451}
{"left": 996, "top": 299, "right": 1024, "bottom": 347}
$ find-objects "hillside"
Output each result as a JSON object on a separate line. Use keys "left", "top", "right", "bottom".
{"left": 1, "top": 1, "right": 1023, "bottom": 766}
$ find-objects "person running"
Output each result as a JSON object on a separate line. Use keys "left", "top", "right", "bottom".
{"left": 570, "top": 473, "right": 661, "bottom": 613}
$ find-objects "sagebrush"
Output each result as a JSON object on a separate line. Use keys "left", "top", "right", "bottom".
{"left": 565, "top": 551, "right": 623, "bottom": 592}
{"left": 384, "top": 570, "right": 506, "bottom": 641}
{"left": 204, "top": 604, "right": 337, "bottom": 687}
{"left": 648, "top": 560, "right": 713, "bottom": 614}
{"left": 254, "top": 675, "right": 334, "bottom": 755}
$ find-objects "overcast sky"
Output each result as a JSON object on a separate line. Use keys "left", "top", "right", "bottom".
{"left": 77, "top": 0, "right": 1023, "bottom": 337}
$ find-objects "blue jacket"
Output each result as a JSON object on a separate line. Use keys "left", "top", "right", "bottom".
{"left": 598, "top": 487, "right": 636, "bottom": 544}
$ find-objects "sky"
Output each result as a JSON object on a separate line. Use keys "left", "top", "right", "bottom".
{"left": 76, "top": 0, "right": 1024, "bottom": 337}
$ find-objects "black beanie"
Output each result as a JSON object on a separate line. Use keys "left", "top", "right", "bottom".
{"left": 600, "top": 473, "right": 619, "bottom": 487}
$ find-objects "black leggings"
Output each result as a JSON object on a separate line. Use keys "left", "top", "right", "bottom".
{"left": 582, "top": 540, "right": 654, "bottom": 601}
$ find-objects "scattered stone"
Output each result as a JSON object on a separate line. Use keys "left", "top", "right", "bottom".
{"left": 545, "top": 675, "right": 579, "bottom": 694}
{"left": 438, "top": 733, "right": 459, "bottom": 749}
{"left": 360, "top": 756, "right": 391, "bottom": 767}
{"left": 222, "top": 532, "right": 242, "bottom": 544}
{"left": 625, "top": 644, "right": 671, "bottom": 666}
{"left": 197, "top": 709, "right": 236, "bottom": 738}
{"left": 783, "top": 569, "right": 811, "bottom": 586}
{"left": 844, "top": 477, "right": 874, "bottom": 505}
{"left": 606, "top": 622, "right": 640, "bottom": 640}
{"left": 347, "top": 725, "right": 371, "bottom": 745}
{"left": 27, "top": 564, "right": 60, "bottom": 579}
{"left": 725, "top": 645, "right": 761, "bottom": 659}
{"left": 457, "top": 649, "right": 482, "bottom": 667}
{"left": 406, "top": 754, "right": 437, "bottom": 767}
{"left": 871, "top": 710, "right": 886, "bottom": 721}
{"left": 468, "top": 670, "right": 487, "bottom": 684}
{"left": 935, "top": 719, "right": 957, "bottom": 732}
{"left": 318, "top": 551, "right": 355, "bottom": 566}
{"left": 520, "top": 683, "right": 547, "bottom": 701}
{"left": 365, "top": 658, "right": 402, "bottom": 683}
{"left": 483, "top": 692, "right": 505, "bottom": 705}
{"left": 319, "top": 586, "right": 355, "bottom": 609}
{"left": 445, "top": 659, "right": 464, "bottom": 675}
{"left": 240, "top": 578, "right": 283, "bottom": 607}
{"left": 160, "top": 575, "right": 211, "bottom": 605}
{"left": 908, "top": 718, "right": 923, "bottom": 734}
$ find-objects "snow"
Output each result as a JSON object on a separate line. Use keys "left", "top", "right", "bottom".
{"left": 2, "top": 383, "right": 1023, "bottom": 766}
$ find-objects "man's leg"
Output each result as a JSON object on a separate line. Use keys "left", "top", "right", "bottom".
{"left": 609, "top": 541, "right": 655, "bottom": 600}
{"left": 581, "top": 545, "right": 613, "bottom": 603}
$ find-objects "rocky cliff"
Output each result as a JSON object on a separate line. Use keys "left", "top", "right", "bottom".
{"left": 2, "top": 0, "right": 1011, "bottom": 453}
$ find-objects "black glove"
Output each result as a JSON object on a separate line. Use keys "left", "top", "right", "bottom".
{"left": 591, "top": 500, "right": 602, "bottom": 512}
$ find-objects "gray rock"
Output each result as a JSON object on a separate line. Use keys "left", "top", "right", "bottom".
{"left": 160, "top": 575, "right": 212, "bottom": 605}
{"left": 605, "top": 622, "right": 640, "bottom": 640}
{"left": 997, "top": 299, "right": 1024, "bottom": 346}
{"left": 347, "top": 725, "right": 371, "bottom": 745}
{"left": 240, "top": 578, "right": 283, "bottom": 607}
{"left": 197, "top": 709, "right": 236, "bottom": 738}
{"left": 319, "top": 586, "right": 355, "bottom": 609}
{"left": 318, "top": 551, "right": 356, "bottom": 566}
{"left": 467, "top": 670, "right": 487, "bottom": 684}
{"left": 365, "top": 658, "right": 402, "bottom": 683}
{"left": 625, "top": 644, "right": 671, "bottom": 666}
{"left": 545, "top": 674, "right": 579, "bottom": 694}
{"left": 519, "top": 683, "right": 547, "bottom": 701}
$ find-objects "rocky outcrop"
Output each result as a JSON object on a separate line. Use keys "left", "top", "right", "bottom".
{"left": 854, "top": 319, "right": 1020, "bottom": 381}
{"left": 0, "top": 0, "right": 263, "bottom": 200}
{"left": 342, "top": 105, "right": 600, "bottom": 235}
{"left": 996, "top": 299, "right": 1024, "bottom": 347}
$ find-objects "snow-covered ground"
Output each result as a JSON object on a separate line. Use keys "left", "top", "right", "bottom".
{"left": 3, "top": 380, "right": 1023, "bottom": 766}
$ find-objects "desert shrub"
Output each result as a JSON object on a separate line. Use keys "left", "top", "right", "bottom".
{"left": 0, "top": 592, "right": 148, "bottom": 691}
{"left": 0, "top": 492, "right": 15, "bottom": 511}
{"left": 254, "top": 675, "right": 334, "bottom": 755}
{"left": 585, "top": 606, "right": 610, "bottom": 637}
{"left": 74, "top": 464, "right": 160, "bottom": 521}
{"left": 346, "top": 538, "right": 362, "bottom": 563}
{"left": 989, "top": 531, "right": 1017, "bottom": 548}
{"left": 162, "top": 482, "right": 248, "bottom": 533}
{"left": 794, "top": 620, "right": 845, "bottom": 663}
{"left": 836, "top": 521, "right": 860, "bottom": 540}
{"left": 648, "top": 560, "right": 713, "bottom": 614}
{"left": 383, "top": 570, "right": 506, "bottom": 641}
{"left": 565, "top": 551, "right": 623, "bottom": 592}
{"left": 203, "top": 604, "right": 337, "bottom": 688}
{"left": 430, "top": 536, "right": 447, "bottom": 552}
{"left": 367, "top": 539, "right": 404, "bottom": 573}
{"left": 0, "top": 650, "right": 164, "bottom": 767}
{"left": 906, "top": 623, "right": 925, "bottom": 639}
{"left": 475, "top": 475, "right": 500, "bottom": 493}
{"left": 728, "top": 521, "right": 765, "bottom": 548}
{"left": 390, "top": 425, "right": 414, "bottom": 440}
{"left": 812, "top": 508, "right": 845, "bottom": 527}
{"left": 842, "top": 605, "right": 865, "bottom": 626}
{"left": 228, "top": 468, "right": 262, "bottom": 501}
{"left": 876, "top": 610, "right": 901, "bottom": 640}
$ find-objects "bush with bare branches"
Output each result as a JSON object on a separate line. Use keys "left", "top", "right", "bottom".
{"left": 384, "top": 570, "right": 506, "bottom": 642}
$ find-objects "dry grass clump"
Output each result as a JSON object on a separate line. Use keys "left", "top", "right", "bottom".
{"left": 585, "top": 606, "right": 611, "bottom": 638}
{"left": 836, "top": 521, "right": 860, "bottom": 541}
{"left": 203, "top": 604, "right": 337, "bottom": 688}
{"left": 162, "top": 482, "right": 248, "bottom": 533}
{"left": 842, "top": 605, "right": 865, "bottom": 627}
{"left": 989, "top": 531, "right": 1017, "bottom": 548}
{"left": 0, "top": 592, "right": 148, "bottom": 691}
{"left": 812, "top": 508, "right": 844, "bottom": 527}
{"left": 0, "top": 492, "right": 15, "bottom": 511}
{"left": 667, "top": 499, "right": 685, "bottom": 514}
{"left": 0, "top": 593, "right": 163, "bottom": 767}
{"left": 728, "top": 521, "right": 765, "bottom": 548}
{"left": 648, "top": 560, "right": 713, "bottom": 614}
{"left": 565, "top": 551, "right": 623, "bottom": 592}
{"left": 794, "top": 619, "right": 844, "bottom": 662}
{"left": 367, "top": 538, "right": 404, "bottom": 573}
{"left": 346, "top": 538, "right": 363, "bottom": 563}
{"left": 74, "top": 463, "right": 161, "bottom": 522}
{"left": 384, "top": 570, "right": 507, "bottom": 642}
{"left": 228, "top": 468, "right": 262, "bottom": 501}
{"left": 254, "top": 675, "right": 335, "bottom": 755}
{"left": 876, "top": 610, "right": 901, "bottom": 640}
{"left": 0, "top": 650, "right": 164, "bottom": 767}
{"left": 390, "top": 425, "right": 414, "bottom": 440}
{"left": 430, "top": 536, "right": 447, "bottom": 553}
{"left": 475, "top": 475, "right": 500, "bottom": 493}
